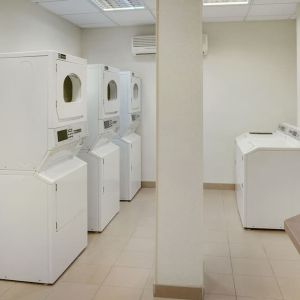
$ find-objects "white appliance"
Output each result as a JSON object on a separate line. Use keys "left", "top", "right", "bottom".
{"left": 79, "top": 65, "right": 120, "bottom": 232}
{"left": 0, "top": 51, "right": 88, "bottom": 284}
{"left": 235, "top": 123, "right": 300, "bottom": 230}
{"left": 114, "top": 71, "right": 142, "bottom": 201}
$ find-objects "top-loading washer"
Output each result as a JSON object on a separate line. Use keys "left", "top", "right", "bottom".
{"left": 79, "top": 64, "right": 120, "bottom": 232}
{"left": 236, "top": 123, "right": 300, "bottom": 229}
{"left": 0, "top": 51, "right": 88, "bottom": 284}
{"left": 114, "top": 71, "right": 142, "bottom": 201}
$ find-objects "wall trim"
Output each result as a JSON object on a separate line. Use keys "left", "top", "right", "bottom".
{"left": 154, "top": 284, "right": 203, "bottom": 300}
{"left": 203, "top": 183, "right": 235, "bottom": 190}
{"left": 141, "top": 181, "right": 156, "bottom": 188}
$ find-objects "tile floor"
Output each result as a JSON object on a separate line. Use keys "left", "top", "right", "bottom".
{"left": 0, "top": 188, "right": 299, "bottom": 300}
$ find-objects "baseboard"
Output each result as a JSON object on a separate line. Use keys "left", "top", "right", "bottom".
{"left": 141, "top": 181, "right": 156, "bottom": 188}
{"left": 203, "top": 183, "right": 235, "bottom": 190}
{"left": 154, "top": 284, "right": 203, "bottom": 300}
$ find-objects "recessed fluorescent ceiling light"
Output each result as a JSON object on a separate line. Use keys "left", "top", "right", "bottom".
{"left": 91, "top": 0, "right": 144, "bottom": 11}
{"left": 204, "top": 0, "right": 248, "bottom": 6}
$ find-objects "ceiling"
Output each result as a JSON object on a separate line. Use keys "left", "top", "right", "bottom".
{"left": 33, "top": 0, "right": 300, "bottom": 28}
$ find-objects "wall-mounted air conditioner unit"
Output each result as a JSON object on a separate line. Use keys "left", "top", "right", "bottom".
{"left": 132, "top": 34, "right": 208, "bottom": 56}
{"left": 132, "top": 35, "right": 156, "bottom": 55}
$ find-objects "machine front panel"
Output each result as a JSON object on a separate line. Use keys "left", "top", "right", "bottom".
{"left": 130, "top": 76, "right": 141, "bottom": 113}
{"left": 102, "top": 69, "right": 120, "bottom": 117}
{"left": 56, "top": 60, "right": 86, "bottom": 121}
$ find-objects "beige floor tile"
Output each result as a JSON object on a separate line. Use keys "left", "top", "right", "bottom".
{"left": 89, "top": 236, "right": 128, "bottom": 251}
{"left": 277, "top": 276, "right": 300, "bottom": 300}
{"left": 204, "top": 273, "right": 235, "bottom": 296}
{"left": 232, "top": 258, "right": 273, "bottom": 276}
{"left": 0, "top": 283, "right": 50, "bottom": 300}
{"left": 205, "top": 257, "right": 232, "bottom": 274}
{"left": 103, "top": 266, "right": 150, "bottom": 288}
{"left": 227, "top": 230, "right": 260, "bottom": 244}
{"left": 234, "top": 275, "right": 282, "bottom": 299}
{"left": 263, "top": 242, "right": 300, "bottom": 260}
{"left": 77, "top": 247, "right": 122, "bottom": 265}
{"left": 256, "top": 231, "right": 290, "bottom": 245}
{"left": 203, "top": 230, "right": 228, "bottom": 243}
{"left": 125, "top": 238, "right": 155, "bottom": 252}
{"left": 115, "top": 250, "right": 154, "bottom": 269}
{"left": 229, "top": 243, "right": 267, "bottom": 259}
{"left": 132, "top": 226, "right": 155, "bottom": 239}
{"left": 204, "top": 242, "right": 230, "bottom": 257}
{"left": 60, "top": 263, "right": 111, "bottom": 285}
{"left": 141, "top": 288, "right": 189, "bottom": 300}
{"left": 205, "top": 295, "right": 236, "bottom": 300}
{"left": 0, "top": 282, "right": 15, "bottom": 297}
{"left": 93, "top": 286, "right": 142, "bottom": 300}
{"left": 270, "top": 260, "right": 300, "bottom": 278}
{"left": 45, "top": 282, "right": 98, "bottom": 300}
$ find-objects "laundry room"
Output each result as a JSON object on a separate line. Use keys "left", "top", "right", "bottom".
{"left": 0, "top": 0, "right": 300, "bottom": 300}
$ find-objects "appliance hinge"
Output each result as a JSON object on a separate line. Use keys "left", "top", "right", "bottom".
{"left": 56, "top": 222, "right": 58, "bottom": 231}
{"left": 55, "top": 184, "right": 58, "bottom": 192}
{"left": 56, "top": 64, "right": 57, "bottom": 72}
{"left": 103, "top": 159, "right": 104, "bottom": 165}
{"left": 102, "top": 186, "right": 104, "bottom": 193}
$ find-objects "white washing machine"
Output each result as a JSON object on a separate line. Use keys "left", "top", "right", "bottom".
{"left": 236, "top": 123, "right": 300, "bottom": 230}
{"left": 0, "top": 51, "right": 88, "bottom": 284}
{"left": 79, "top": 65, "right": 120, "bottom": 232}
{"left": 114, "top": 71, "right": 142, "bottom": 201}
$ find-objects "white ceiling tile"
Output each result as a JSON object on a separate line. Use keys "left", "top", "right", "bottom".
{"left": 203, "top": 5, "right": 249, "bottom": 18}
{"left": 105, "top": 9, "right": 155, "bottom": 26}
{"left": 248, "top": 3, "right": 297, "bottom": 16}
{"left": 80, "top": 23, "right": 117, "bottom": 28}
{"left": 204, "top": 16, "right": 245, "bottom": 22}
{"left": 62, "top": 12, "right": 116, "bottom": 26}
{"left": 40, "top": 0, "right": 99, "bottom": 15}
{"left": 142, "top": 0, "right": 156, "bottom": 15}
{"left": 247, "top": 14, "right": 293, "bottom": 20}
{"left": 253, "top": 0, "right": 300, "bottom": 4}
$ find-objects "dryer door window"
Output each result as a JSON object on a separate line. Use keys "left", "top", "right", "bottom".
{"left": 103, "top": 71, "right": 120, "bottom": 117}
{"left": 131, "top": 77, "right": 141, "bottom": 112}
{"left": 57, "top": 60, "right": 86, "bottom": 121}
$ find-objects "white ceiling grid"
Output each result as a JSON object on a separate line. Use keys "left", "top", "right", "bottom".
{"left": 33, "top": 0, "right": 300, "bottom": 27}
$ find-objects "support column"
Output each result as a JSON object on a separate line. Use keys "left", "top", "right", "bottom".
{"left": 155, "top": 1, "right": 203, "bottom": 299}
{"left": 297, "top": 5, "right": 300, "bottom": 125}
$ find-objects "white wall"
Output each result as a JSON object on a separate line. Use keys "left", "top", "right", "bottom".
{"left": 156, "top": 0, "right": 203, "bottom": 291}
{"left": 203, "top": 20, "right": 297, "bottom": 184}
{"left": 0, "top": 0, "right": 81, "bottom": 56}
{"left": 82, "top": 25, "right": 156, "bottom": 182}
{"left": 297, "top": 7, "right": 300, "bottom": 125}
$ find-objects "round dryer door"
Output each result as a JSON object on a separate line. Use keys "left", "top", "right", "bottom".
{"left": 103, "top": 70, "right": 120, "bottom": 117}
{"left": 131, "top": 76, "right": 141, "bottom": 113}
{"left": 56, "top": 60, "right": 86, "bottom": 121}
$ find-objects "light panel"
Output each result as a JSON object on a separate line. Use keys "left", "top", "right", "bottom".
{"left": 204, "top": 0, "right": 249, "bottom": 6}
{"left": 90, "top": 0, "right": 145, "bottom": 11}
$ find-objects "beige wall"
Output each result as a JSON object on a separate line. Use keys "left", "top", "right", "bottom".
{"left": 82, "top": 25, "right": 156, "bottom": 182}
{"left": 0, "top": 0, "right": 81, "bottom": 56}
{"left": 203, "top": 20, "right": 297, "bottom": 184}
{"left": 297, "top": 7, "right": 300, "bottom": 126}
{"left": 156, "top": 0, "right": 203, "bottom": 289}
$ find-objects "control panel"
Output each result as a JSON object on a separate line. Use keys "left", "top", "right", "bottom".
{"left": 99, "top": 116, "right": 120, "bottom": 139}
{"left": 54, "top": 123, "right": 87, "bottom": 146}
{"left": 278, "top": 123, "right": 300, "bottom": 140}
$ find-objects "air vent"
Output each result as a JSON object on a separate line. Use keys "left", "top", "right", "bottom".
{"left": 132, "top": 36, "right": 156, "bottom": 55}
{"left": 90, "top": 0, "right": 144, "bottom": 11}
{"left": 204, "top": 0, "right": 248, "bottom": 5}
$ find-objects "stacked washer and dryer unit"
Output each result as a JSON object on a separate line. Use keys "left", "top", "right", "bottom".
{"left": 79, "top": 65, "right": 121, "bottom": 232}
{"left": 236, "top": 123, "right": 300, "bottom": 230}
{"left": 115, "top": 71, "right": 142, "bottom": 201}
{"left": 0, "top": 51, "right": 88, "bottom": 284}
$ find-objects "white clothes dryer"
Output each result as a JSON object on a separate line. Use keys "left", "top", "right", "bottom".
{"left": 79, "top": 65, "right": 120, "bottom": 232}
{"left": 0, "top": 51, "right": 88, "bottom": 284}
{"left": 114, "top": 71, "right": 142, "bottom": 201}
{"left": 236, "top": 123, "right": 300, "bottom": 229}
